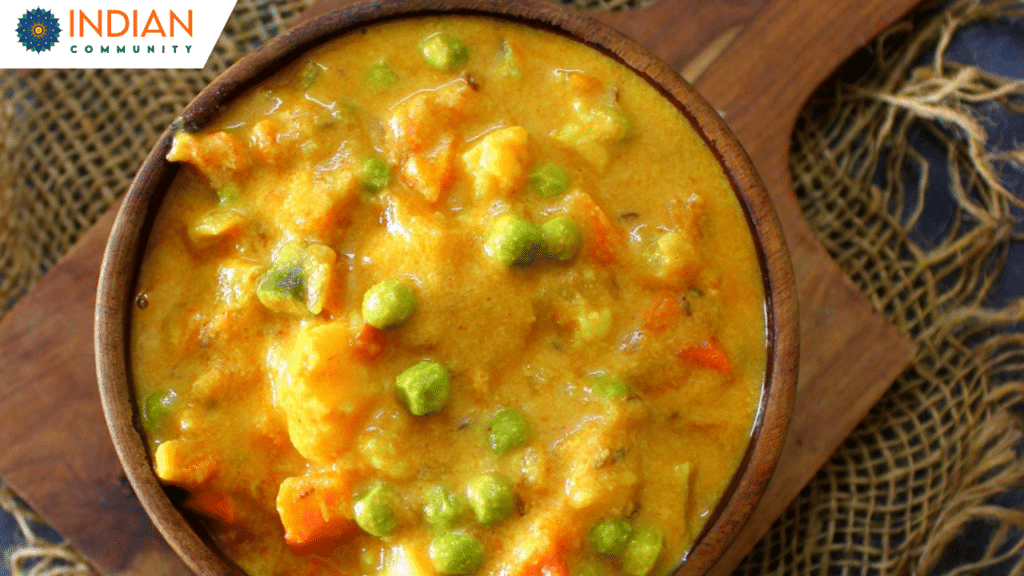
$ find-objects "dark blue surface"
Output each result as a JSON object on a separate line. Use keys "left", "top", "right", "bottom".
{"left": 870, "top": 8, "right": 1024, "bottom": 576}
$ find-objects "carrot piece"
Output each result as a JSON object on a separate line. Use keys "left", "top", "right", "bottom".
{"left": 519, "top": 519, "right": 570, "bottom": 576}
{"left": 351, "top": 323, "right": 387, "bottom": 362}
{"left": 589, "top": 206, "right": 619, "bottom": 265}
{"left": 297, "top": 558, "right": 344, "bottom": 576}
{"left": 183, "top": 491, "right": 236, "bottom": 525}
{"left": 523, "top": 552, "right": 569, "bottom": 576}
{"left": 676, "top": 338, "right": 732, "bottom": 372}
{"left": 276, "top": 471, "right": 357, "bottom": 554}
{"left": 535, "top": 556, "right": 569, "bottom": 576}
{"left": 641, "top": 292, "right": 683, "bottom": 333}
{"left": 569, "top": 191, "right": 621, "bottom": 265}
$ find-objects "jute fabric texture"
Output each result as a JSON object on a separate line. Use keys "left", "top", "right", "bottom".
{"left": 0, "top": 0, "right": 1021, "bottom": 574}
{"left": 736, "top": 1, "right": 1024, "bottom": 574}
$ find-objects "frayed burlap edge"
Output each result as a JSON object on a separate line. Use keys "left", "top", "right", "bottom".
{"left": 1, "top": 0, "right": 1022, "bottom": 575}
{"left": 736, "top": 1, "right": 1024, "bottom": 575}
{"left": 0, "top": 482, "right": 93, "bottom": 576}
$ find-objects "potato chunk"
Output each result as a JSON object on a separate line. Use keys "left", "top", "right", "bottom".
{"left": 280, "top": 168, "right": 359, "bottom": 237}
{"left": 281, "top": 323, "right": 373, "bottom": 464}
{"left": 187, "top": 209, "right": 245, "bottom": 249}
{"left": 462, "top": 126, "right": 530, "bottom": 199}
{"left": 153, "top": 439, "right": 218, "bottom": 488}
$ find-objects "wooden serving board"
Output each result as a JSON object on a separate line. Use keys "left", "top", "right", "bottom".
{"left": 0, "top": 1, "right": 919, "bottom": 575}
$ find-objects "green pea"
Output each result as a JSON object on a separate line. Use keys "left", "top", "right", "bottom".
{"left": 353, "top": 483, "right": 399, "bottom": 537}
{"left": 594, "top": 375, "right": 631, "bottom": 399}
{"left": 421, "top": 33, "right": 469, "bottom": 71}
{"left": 528, "top": 162, "right": 570, "bottom": 198}
{"left": 430, "top": 532, "right": 485, "bottom": 575}
{"left": 395, "top": 361, "right": 451, "bottom": 416}
{"left": 541, "top": 218, "right": 582, "bottom": 261}
{"left": 360, "top": 157, "right": 392, "bottom": 192}
{"left": 362, "top": 280, "right": 416, "bottom": 328}
{"left": 424, "top": 485, "right": 465, "bottom": 529}
{"left": 591, "top": 518, "right": 633, "bottom": 556}
{"left": 141, "top": 389, "right": 177, "bottom": 432}
{"left": 485, "top": 215, "right": 542, "bottom": 267}
{"left": 465, "top": 473, "right": 515, "bottom": 525}
{"left": 622, "top": 527, "right": 664, "bottom": 576}
{"left": 486, "top": 409, "right": 529, "bottom": 454}
{"left": 366, "top": 61, "right": 397, "bottom": 91}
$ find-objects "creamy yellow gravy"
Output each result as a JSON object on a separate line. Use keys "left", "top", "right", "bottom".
{"left": 131, "top": 15, "right": 766, "bottom": 576}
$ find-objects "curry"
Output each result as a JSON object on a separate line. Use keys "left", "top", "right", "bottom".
{"left": 131, "top": 15, "right": 767, "bottom": 576}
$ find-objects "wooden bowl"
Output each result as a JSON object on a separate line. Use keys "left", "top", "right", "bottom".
{"left": 95, "top": 1, "right": 799, "bottom": 574}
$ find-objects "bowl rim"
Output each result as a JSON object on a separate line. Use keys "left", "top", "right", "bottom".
{"left": 95, "top": 1, "right": 799, "bottom": 574}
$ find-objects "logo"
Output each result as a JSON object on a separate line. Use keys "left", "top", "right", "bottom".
{"left": 17, "top": 7, "right": 60, "bottom": 53}
{"left": 3, "top": 1, "right": 236, "bottom": 69}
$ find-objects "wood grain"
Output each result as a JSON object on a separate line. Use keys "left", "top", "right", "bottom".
{"left": 0, "top": 0, "right": 917, "bottom": 575}
{"left": 689, "top": 2, "right": 922, "bottom": 571}
{"left": 0, "top": 206, "right": 191, "bottom": 576}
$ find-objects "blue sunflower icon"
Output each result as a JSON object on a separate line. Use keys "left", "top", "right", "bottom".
{"left": 17, "top": 8, "right": 61, "bottom": 53}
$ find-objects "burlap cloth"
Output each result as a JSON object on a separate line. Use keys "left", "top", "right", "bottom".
{"left": 2, "top": 0, "right": 1022, "bottom": 574}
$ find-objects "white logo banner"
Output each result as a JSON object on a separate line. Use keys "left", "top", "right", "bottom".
{"left": 2, "top": 0, "right": 237, "bottom": 69}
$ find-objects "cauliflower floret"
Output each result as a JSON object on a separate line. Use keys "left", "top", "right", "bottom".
{"left": 385, "top": 79, "right": 475, "bottom": 202}
{"left": 648, "top": 231, "right": 701, "bottom": 286}
{"left": 461, "top": 126, "right": 530, "bottom": 199}
{"left": 558, "top": 403, "right": 643, "bottom": 512}
{"left": 552, "top": 100, "right": 630, "bottom": 170}
{"left": 650, "top": 194, "right": 706, "bottom": 285}
{"left": 386, "top": 79, "right": 474, "bottom": 156}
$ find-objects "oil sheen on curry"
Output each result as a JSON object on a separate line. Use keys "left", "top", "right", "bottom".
{"left": 132, "top": 15, "right": 766, "bottom": 576}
